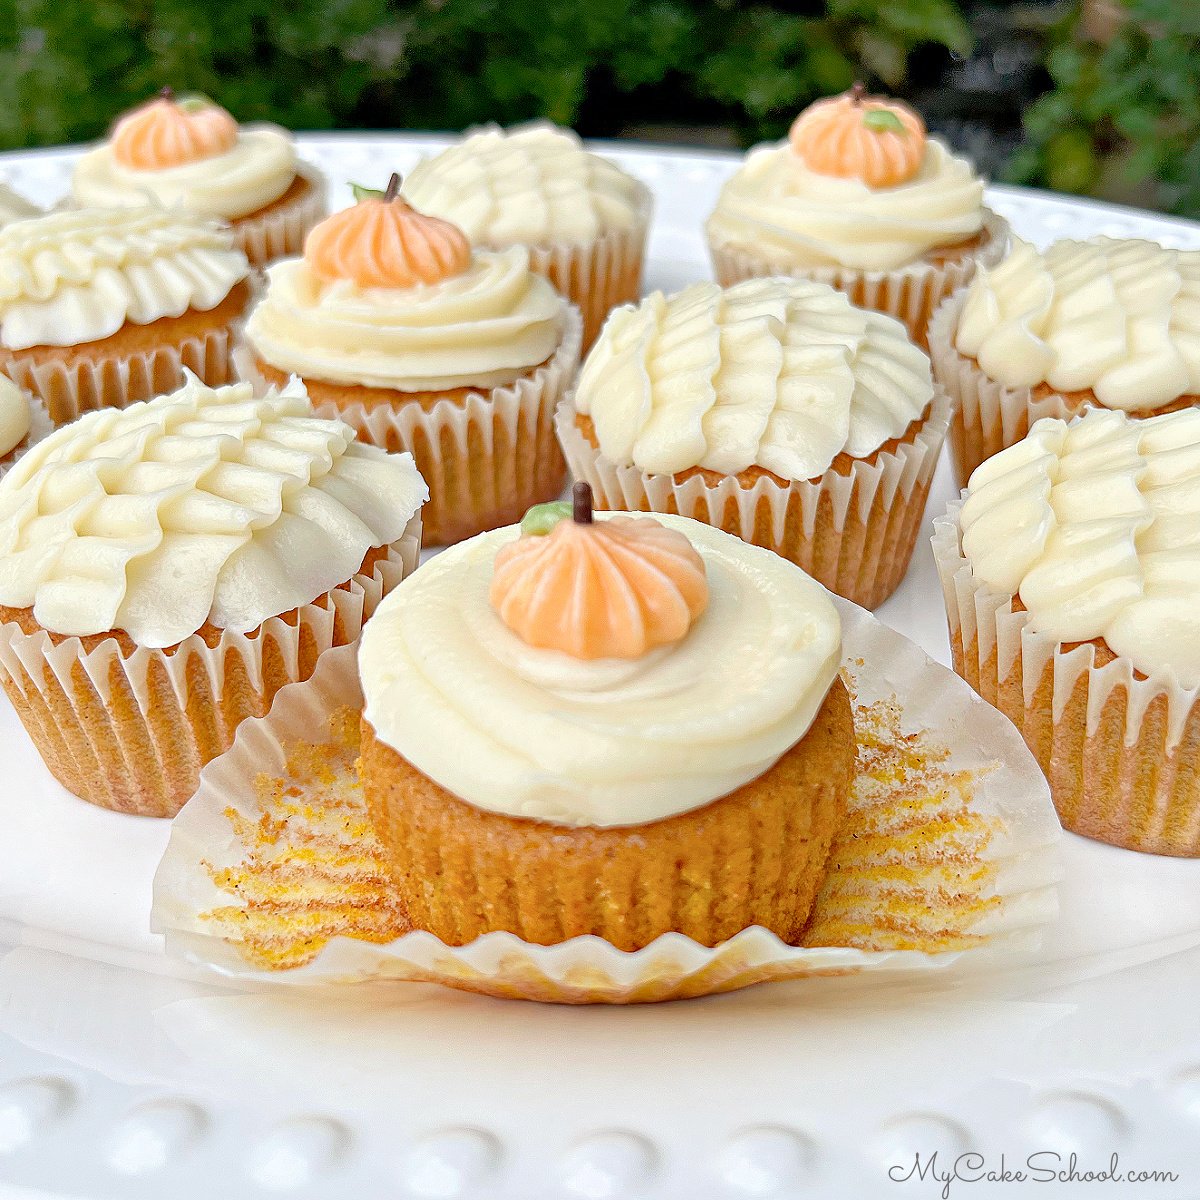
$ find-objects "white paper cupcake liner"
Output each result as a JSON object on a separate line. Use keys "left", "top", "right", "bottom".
{"left": 0, "top": 519, "right": 420, "bottom": 818}
{"left": 151, "top": 597, "right": 1061, "bottom": 1004}
{"left": 234, "top": 165, "right": 328, "bottom": 268}
{"left": 0, "top": 391, "right": 52, "bottom": 480}
{"left": 933, "top": 499, "right": 1200, "bottom": 856}
{"left": 555, "top": 388, "right": 951, "bottom": 609}
{"left": 709, "top": 209, "right": 1010, "bottom": 346}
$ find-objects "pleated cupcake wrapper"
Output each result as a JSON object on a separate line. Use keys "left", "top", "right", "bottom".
{"left": 152, "top": 598, "right": 1062, "bottom": 1004}
{"left": 0, "top": 520, "right": 421, "bottom": 818}
{"left": 927, "top": 288, "right": 1088, "bottom": 488}
{"left": 932, "top": 501, "right": 1200, "bottom": 856}
{"left": 242, "top": 306, "right": 583, "bottom": 547}
{"left": 234, "top": 166, "right": 328, "bottom": 268}
{"left": 708, "top": 210, "right": 1010, "bottom": 347}
{"left": 555, "top": 389, "right": 951, "bottom": 610}
{"left": 0, "top": 392, "right": 52, "bottom": 480}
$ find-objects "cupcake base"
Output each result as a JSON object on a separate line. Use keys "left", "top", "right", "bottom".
{"left": 361, "top": 675, "right": 855, "bottom": 950}
{"left": 231, "top": 168, "right": 327, "bottom": 268}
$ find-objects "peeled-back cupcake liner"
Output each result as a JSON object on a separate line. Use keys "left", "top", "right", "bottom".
{"left": 0, "top": 392, "right": 52, "bottom": 480}
{"left": 709, "top": 209, "right": 1010, "bottom": 347}
{"left": 932, "top": 500, "right": 1200, "bottom": 857}
{"left": 0, "top": 519, "right": 420, "bottom": 819}
{"left": 243, "top": 306, "right": 583, "bottom": 547}
{"left": 151, "top": 597, "right": 1061, "bottom": 1004}
{"left": 555, "top": 388, "right": 951, "bottom": 610}
{"left": 234, "top": 165, "right": 328, "bottom": 268}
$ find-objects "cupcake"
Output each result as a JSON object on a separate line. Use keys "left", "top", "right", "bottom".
{"left": 0, "top": 184, "right": 39, "bottom": 227}
{"left": 401, "top": 122, "right": 651, "bottom": 350}
{"left": 930, "top": 235, "right": 1200, "bottom": 486}
{"left": 557, "top": 275, "right": 950, "bottom": 609}
{"left": 0, "top": 374, "right": 50, "bottom": 477}
{"left": 933, "top": 406, "right": 1200, "bottom": 856}
{"left": 359, "top": 486, "right": 855, "bottom": 949}
{"left": 0, "top": 206, "right": 251, "bottom": 424}
{"left": 243, "top": 174, "right": 580, "bottom": 547}
{"left": 705, "top": 85, "right": 1008, "bottom": 345}
{"left": 71, "top": 89, "right": 326, "bottom": 267}
{"left": 0, "top": 373, "right": 427, "bottom": 818}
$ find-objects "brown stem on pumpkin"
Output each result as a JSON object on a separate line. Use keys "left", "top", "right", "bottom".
{"left": 850, "top": 81, "right": 866, "bottom": 105}
{"left": 573, "top": 481, "right": 594, "bottom": 525}
{"left": 384, "top": 172, "right": 402, "bottom": 202}
{"left": 160, "top": 86, "right": 175, "bottom": 101}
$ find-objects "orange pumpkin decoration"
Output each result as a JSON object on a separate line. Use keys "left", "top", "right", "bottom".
{"left": 304, "top": 173, "right": 471, "bottom": 289}
{"left": 111, "top": 89, "right": 239, "bottom": 170}
{"left": 490, "top": 484, "right": 709, "bottom": 660}
{"left": 789, "top": 84, "right": 927, "bottom": 188}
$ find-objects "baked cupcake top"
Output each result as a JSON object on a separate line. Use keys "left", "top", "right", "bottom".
{"left": 0, "top": 374, "right": 427, "bottom": 648}
{"left": 706, "top": 87, "right": 985, "bottom": 271}
{"left": 0, "top": 375, "right": 31, "bottom": 459}
{"left": 245, "top": 176, "right": 567, "bottom": 391}
{"left": 574, "top": 276, "right": 933, "bottom": 480}
{"left": 0, "top": 207, "right": 249, "bottom": 351}
{"left": 401, "top": 122, "right": 647, "bottom": 247}
{"left": 960, "top": 406, "right": 1200, "bottom": 687}
{"left": 955, "top": 236, "right": 1200, "bottom": 411}
{"left": 0, "top": 184, "right": 38, "bottom": 228}
{"left": 72, "top": 90, "right": 300, "bottom": 221}
{"left": 360, "top": 494, "right": 841, "bottom": 826}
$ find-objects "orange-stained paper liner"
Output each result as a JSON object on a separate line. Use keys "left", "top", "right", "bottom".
{"left": 709, "top": 209, "right": 1010, "bottom": 347}
{"left": 237, "top": 306, "right": 583, "bottom": 547}
{"left": 151, "top": 597, "right": 1061, "bottom": 1004}
{"left": 933, "top": 500, "right": 1200, "bottom": 857}
{"left": 555, "top": 389, "right": 951, "bottom": 610}
{"left": 235, "top": 165, "right": 328, "bottom": 268}
{"left": 0, "top": 392, "right": 52, "bottom": 480}
{"left": 0, "top": 517, "right": 421, "bottom": 818}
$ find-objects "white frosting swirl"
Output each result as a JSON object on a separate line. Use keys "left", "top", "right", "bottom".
{"left": 0, "top": 207, "right": 249, "bottom": 351}
{"left": 360, "top": 515, "right": 842, "bottom": 826}
{"left": 955, "top": 236, "right": 1200, "bottom": 412}
{"left": 574, "top": 276, "right": 933, "bottom": 479}
{"left": 402, "top": 122, "right": 646, "bottom": 246}
{"left": 960, "top": 407, "right": 1200, "bottom": 687}
{"left": 72, "top": 126, "right": 298, "bottom": 221}
{"left": 0, "top": 376, "right": 31, "bottom": 458}
{"left": 0, "top": 184, "right": 38, "bottom": 228}
{"left": 706, "top": 138, "right": 985, "bottom": 271}
{"left": 0, "top": 374, "right": 427, "bottom": 647}
{"left": 245, "top": 245, "right": 567, "bottom": 391}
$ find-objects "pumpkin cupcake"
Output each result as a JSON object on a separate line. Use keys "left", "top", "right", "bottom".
{"left": 0, "top": 206, "right": 251, "bottom": 423}
{"left": 0, "top": 373, "right": 427, "bottom": 818}
{"left": 0, "top": 374, "right": 50, "bottom": 478}
{"left": 401, "top": 123, "right": 651, "bottom": 350}
{"left": 930, "top": 235, "right": 1200, "bottom": 485}
{"left": 933, "top": 406, "right": 1200, "bottom": 857}
{"left": 705, "top": 85, "right": 1008, "bottom": 345}
{"left": 0, "top": 184, "right": 38, "bottom": 228}
{"left": 244, "top": 174, "right": 580, "bottom": 546}
{"left": 557, "top": 275, "right": 949, "bottom": 609}
{"left": 71, "top": 89, "right": 326, "bottom": 267}
{"left": 360, "top": 486, "right": 854, "bottom": 949}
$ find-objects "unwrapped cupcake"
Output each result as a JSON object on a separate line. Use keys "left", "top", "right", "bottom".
{"left": 71, "top": 89, "right": 327, "bottom": 267}
{"left": 0, "top": 375, "right": 50, "bottom": 477}
{"left": 930, "top": 235, "right": 1200, "bottom": 485}
{"left": 0, "top": 373, "right": 426, "bottom": 817}
{"left": 359, "top": 485, "right": 855, "bottom": 949}
{"left": 244, "top": 174, "right": 581, "bottom": 546}
{"left": 933, "top": 406, "right": 1200, "bottom": 856}
{"left": 401, "top": 123, "right": 651, "bottom": 350}
{"left": 706, "top": 86, "right": 1008, "bottom": 345}
{"left": 0, "top": 206, "right": 251, "bottom": 423}
{"left": 557, "top": 275, "right": 950, "bottom": 609}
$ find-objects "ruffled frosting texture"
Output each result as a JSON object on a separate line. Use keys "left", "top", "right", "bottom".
{"left": 0, "top": 375, "right": 31, "bottom": 458}
{"left": 574, "top": 276, "right": 933, "bottom": 480}
{"left": 402, "top": 122, "right": 645, "bottom": 245}
{"left": 360, "top": 516, "right": 842, "bottom": 826}
{"left": 955, "top": 236, "right": 1200, "bottom": 411}
{"left": 0, "top": 207, "right": 249, "bottom": 350}
{"left": 960, "top": 407, "right": 1200, "bottom": 687}
{"left": 246, "top": 244, "right": 566, "bottom": 391}
{"left": 0, "top": 374, "right": 427, "bottom": 647}
{"left": 72, "top": 124, "right": 298, "bottom": 221}
{"left": 0, "top": 184, "right": 38, "bottom": 228}
{"left": 705, "top": 137, "right": 985, "bottom": 271}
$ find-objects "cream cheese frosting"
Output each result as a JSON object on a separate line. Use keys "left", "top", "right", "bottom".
{"left": 0, "top": 376, "right": 31, "bottom": 459}
{"left": 0, "top": 374, "right": 427, "bottom": 647}
{"left": 955, "top": 236, "right": 1200, "bottom": 412}
{"left": 574, "top": 276, "right": 934, "bottom": 480}
{"left": 960, "top": 406, "right": 1200, "bottom": 687}
{"left": 402, "top": 123, "right": 646, "bottom": 246}
{"left": 706, "top": 138, "right": 985, "bottom": 271}
{"left": 0, "top": 184, "right": 38, "bottom": 228}
{"left": 245, "top": 244, "right": 567, "bottom": 391}
{"left": 72, "top": 125, "right": 298, "bottom": 221}
{"left": 360, "top": 515, "right": 842, "bottom": 826}
{"left": 0, "top": 207, "right": 249, "bottom": 351}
